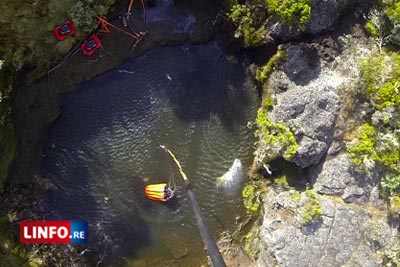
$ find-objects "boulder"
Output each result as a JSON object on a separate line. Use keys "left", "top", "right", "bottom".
{"left": 267, "top": 45, "right": 340, "bottom": 167}
{"left": 306, "top": 0, "right": 356, "bottom": 35}
{"left": 255, "top": 190, "right": 399, "bottom": 267}
{"left": 267, "top": 0, "right": 363, "bottom": 41}
{"left": 308, "top": 153, "right": 383, "bottom": 204}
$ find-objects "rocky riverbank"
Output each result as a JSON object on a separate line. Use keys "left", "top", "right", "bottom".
{"left": 246, "top": 0, "right": 400, "bottom": 266}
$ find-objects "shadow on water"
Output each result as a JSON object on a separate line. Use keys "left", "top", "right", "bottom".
{"left": 162, "top": 46, "right": 251, "bottom": 130}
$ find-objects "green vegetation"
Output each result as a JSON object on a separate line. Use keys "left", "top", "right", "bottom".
{"left": 227, "top": 0, "right": 311, "bottom": 46}
{"left": 0, "top": 0, "right": 115, "bottom": 76}
{"left": 291, "top": 191, "right": 301, "bottom": 202}
{"left": 382, "top": 240, "right": 400, "bottom": 267}
{"left": 262, "top": 97, "right": 274, "bottom": 110}
{"left": 265, "top": 0, "right": 311, "bottom": 28}
{"left": 360, "top": 52, "right": 400, "bottom": 109}
{"left": 228, "top": 4, "right": 268, "bottom": 47}
{"left": 0, "top": 64, "right": 17, "bottom": 188}
{"left": 302, "top": 189, "right": 322, "bottom": 225}
{"left": 351, "top": 51, "right": 400, "bottom": 201}
{"left": 365, "top": 20, "right": 379, "bottom": 37}
{"left": 242, "top": 183, "right": 262, "bottom": 214}
{"left": 348, "top": 20, "right": 400, "bottom": 210}
{"left": 389, "top": 195, "right": 400, "bottom": 214}
{"left": 274, "top": 174, "right": 289, "bottom": 187}
{"left": 382, "top": 175, "right": 400, "bottom": 196}
{"left": 244, "top": 228, "right": 260, "bottom": 258}
{"left": 256, "top": 109, "right": 298, "bottom": 160}
{"left": 364, "top": 1, "right": 400, "bottom": 48}
{"left": 385, "top": 2, "right": 400, "bottom": 23}
{"left": 256, "top": 49, "right": 287, "bottom": 83}
{"left": 0, "top": 0, "right": 116, "bottom": 188}
{"left": 347, "top": 123, "right": 377, "bottom": 167}
{"left": 0, "top": 216, "right": 41, "bottom": 267}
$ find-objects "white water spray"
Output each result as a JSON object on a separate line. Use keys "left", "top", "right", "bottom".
{"left": 216, "top": 159, "right": 244, "bottom": 192}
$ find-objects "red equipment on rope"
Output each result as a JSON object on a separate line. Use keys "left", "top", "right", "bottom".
{"left": 80, "top": 34, "right": 102, "bottom": 56}
{"left": 96, "top": 16, "right": 139, "bottom": 40}
{"left": 53, "top": 20, "right": 76, "bottom": 41}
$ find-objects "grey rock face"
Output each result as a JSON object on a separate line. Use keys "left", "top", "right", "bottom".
{"left": 282, "top": 45, "right": 321, "bottom": 85}
{"left": 308, "top": 153, "right": 382, "bottom": 204}
{"left": 268, "top": 45, "right": 340, "bottom": 167}
{"left": 267, "top": 0, "right": 360, "bottom": 41}
{"left": 306, "top": 0, "right": 356, "bottom": 35}
{"left": 256, "top": 190, "right": 399, "bottom": 267}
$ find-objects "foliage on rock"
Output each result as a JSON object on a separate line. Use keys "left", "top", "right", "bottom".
{"left": 349, "top": 50, "right": 400, "bottom": 199}
{"left": 301, "top": 189, "right": 322, "bottom": 225}
{"left": 227, "top": 0, "right": 311, "bottom": 46}
{"left": 242, "top": 182, "right": 266, "bottom": 215}
{"left": 265, "top": 0, "right": 311, "bottom": 28}
{"left": 364, "top": 1, "right": 400, "bottom": 48}
{"left": 382, "top": 240, "right": 400, "bottom": 267}
{"left": 255, "top": 109, "right": 298, "bottom": 161}
{"left": 228, "top": 4, "right": 268, "bottom": 47}
{"left": 256, "top": 49, "right": 286, "bottom": 83}
{"left": 243, "top": 227, "right": 260, "bottom": 259}
{"left": 0, "top": 0, "right": 115, "bottom": 75}
{"left": 347, "top": 123, "right": 377, "bottom": 167}
{"left": 0, "top": 216, "right": 42, "bottom": 267}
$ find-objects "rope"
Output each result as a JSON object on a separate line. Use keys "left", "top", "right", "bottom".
{"left": 160, "top": 145, "right": 188, "bottom": 181}
{"left": 47, "top": 44, "right": 81, "bottom": 74}
{"left": 165, "top": 150, "right": 177, "bottom": 190}
{"left": 128, "top": 0, "right": 135, "bottom": 13}
{"left": 159, "top": 145, "right": 227, "bottom": 267}
{"left": 125, "top": 0, "right": 147, "bottom": 36}
{"left": 97, "top": 16, "right": 139, "bottom": 40}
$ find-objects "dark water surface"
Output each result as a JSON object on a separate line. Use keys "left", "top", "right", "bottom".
{"left": 41, "top": 43, "right": 258, "bottom": 266}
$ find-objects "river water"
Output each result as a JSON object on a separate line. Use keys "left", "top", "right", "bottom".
{"left": 40, "top": 43, "right": 259, "bottom": 266}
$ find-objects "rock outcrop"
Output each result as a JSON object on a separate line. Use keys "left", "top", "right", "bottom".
{"left": 256, "top": 190, "right": 399, "bottom": 267}
{"left": 268, "top": 45, "right": 342, "bottom": 168}
{"left": 268, "top": 0, "right": 370, "bottom": 41}
{"left": 309, "top": 153, "right": 383, "bottom": 204}
{"left": 252, "top": 21, "right": 400, "bottom": 267}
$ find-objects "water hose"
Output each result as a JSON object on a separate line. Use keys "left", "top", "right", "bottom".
{"left": 160, "top": 145, "right": 226, "bottom": 267}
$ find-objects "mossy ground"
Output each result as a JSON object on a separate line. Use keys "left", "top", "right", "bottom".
{"left": 302, "top": 189, "right": 322, "bottom": 225}
{"left": 242, "top": 181, "right": 267, "bottom": 215}
{"left": 0, "top": 216, "right": 42, "bottom": 267}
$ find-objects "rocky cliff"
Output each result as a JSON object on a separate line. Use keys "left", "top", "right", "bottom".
{"left": 247, "top": 0, "right": 400, "bottom": 266}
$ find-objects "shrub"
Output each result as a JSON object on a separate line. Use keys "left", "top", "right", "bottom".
{"left": 242, "top": 183, "right": 261, "bottom": 214}
{"left": 302, "top": 189, "right": 322, "bottom": 224}
{"left": 360, "top": 54, "right": 387, "bottom": 94}
{"left": 228, "top": 4, "right": 268, "bottom": 47}
{"left": 374, "top": 80, "right": 400, "bottom": 109}
{"left": 265, "top": 0, "right": 311, "bottom": 28}
{"left": 386, "top": 2, "right": 400, "bottom": 23}
{"left": 0, "top": 0, "right": 115, "bottom": 74}
{"left": 347, "top": 123, "right": 400, "bottom": 171}
{"left": 255, "top": 109, "right": 298, "bottom": 160}
{"left": 365, "top": 20, "right": 379, "bottom": 37}
{"left": 381, "top": 175, "right": 400, "bottom": 195}
{"left": 347, "top": 123, "right": 377, "bottom": 167}
{"left": 263, "top": 97, "right": 274, "bottom": 110}
{"left": 256, "top": 49, "right": 286, "bottom": 83}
